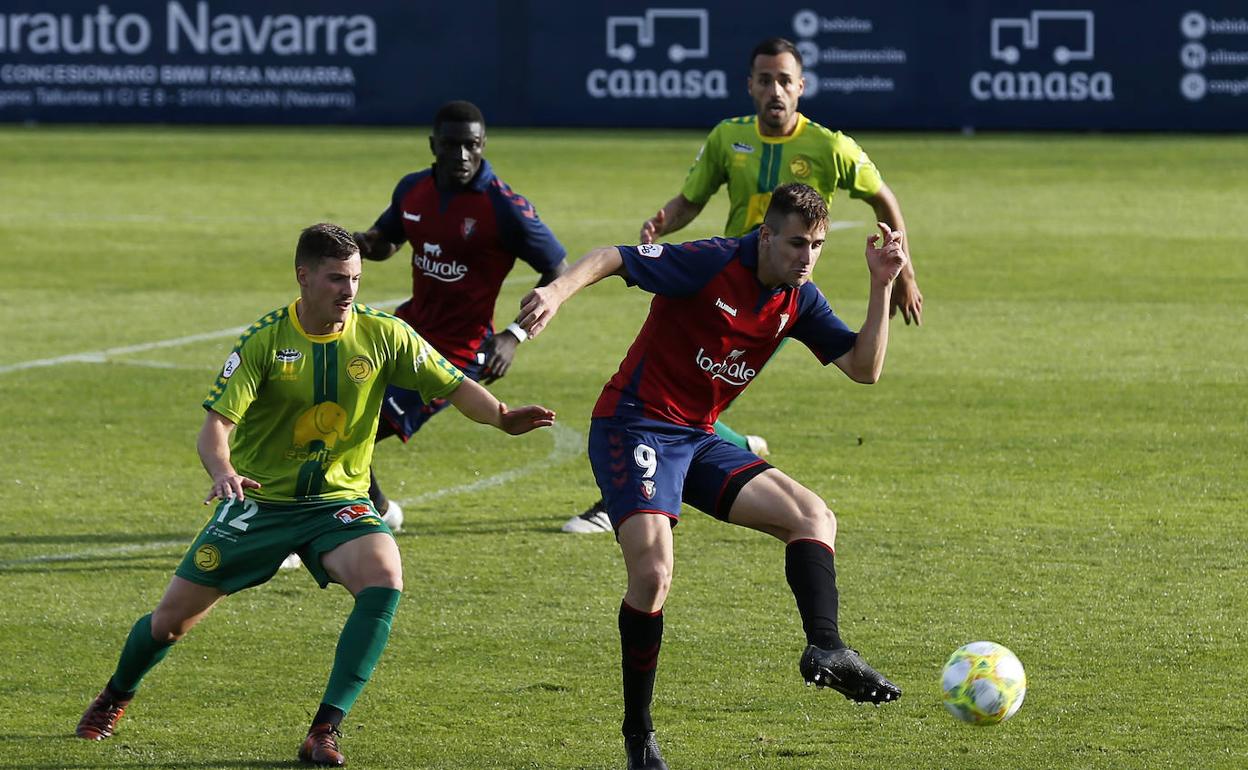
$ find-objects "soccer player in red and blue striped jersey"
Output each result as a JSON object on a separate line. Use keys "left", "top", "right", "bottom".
{"left": 354, "top": 101, "right": 567, "bottom": 522}
{"left": 520, "top": 184, "right": 904, "bottom": 769}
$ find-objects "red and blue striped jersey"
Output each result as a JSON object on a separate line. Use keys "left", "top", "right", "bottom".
{"left": 373, "top": 159, "right": 565, "bottom": 369}
{"left": 592, "top": 232, "right": 857, "bottom": 430}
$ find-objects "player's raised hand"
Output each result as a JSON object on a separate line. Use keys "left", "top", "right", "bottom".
{"left": 639, "top": 208, "right": 667, "bottom": 244}
{"left": 203, "top": 473, "right": 261, "bottom": 505}
{"left": 866, "top": 222, "right": 907, "bottom": 287}
{"left": 496, "top": 402, "right": 556, "bottom": 435}
{"left": 518, "top": 285, "right": 562, "bottom": 339}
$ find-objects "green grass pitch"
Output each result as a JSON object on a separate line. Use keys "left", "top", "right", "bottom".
{"left": 0, "top": 125, "right": 1245, "bottom": 769}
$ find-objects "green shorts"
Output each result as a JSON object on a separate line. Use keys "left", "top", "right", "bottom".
{"left": 175, "top": 497, "right": 391, "bottom": 593}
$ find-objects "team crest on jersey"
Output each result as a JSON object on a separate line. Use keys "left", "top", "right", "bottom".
{"left": 276, "top": 348, "right": 302, "bottom": 380}
{"left": 637, "top": 244, "right": 663, "bottom": 258}
{"left": 732, "top": 142, "right": 755, "bottom": 153}
{"left": 776, "top": 312, "right": 791, "bottom": 337}
{"left": 194, "top": 544, "right": 221, "bottom": 572}
{"left": 334, "top": 503, "right": 378, "bottom": 525}
{"left": 461, "top": 217, "right": 476, "bottom": 239}
{"left": 640, "top": 480, "right": 656, "bottom": 500}
{"left": 346, "top": 355, "right": 374, "bottom": 383}
{"left": 789, "top": 155, "right": 813, "bottom": 178}
{"left": 220, "top": 351, "right": 241, "bottom": 379}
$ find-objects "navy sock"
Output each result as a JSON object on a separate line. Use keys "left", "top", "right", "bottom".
{"left": 619, "top": 602, "right": 663, "bottom": 736}
{"left": 785, "top": 539, "right": 844, "bottom": 650}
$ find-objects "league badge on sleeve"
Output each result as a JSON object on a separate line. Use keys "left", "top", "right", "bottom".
{"left": 221, "top": 351, "right": 242, "bottom": 379}
{"left": 637, "top": 244, "right": 664, "bottom": 258}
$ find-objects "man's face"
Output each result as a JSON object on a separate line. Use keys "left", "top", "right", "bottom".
{"left": 748, "top": 52, "right": 805, "bottom": 135}
{"left": 298, "top": 254, "right": 361, "bottom": 328}
{"left": 759, "top": 213, "right": 826, "bottom": 289}
{"left": 431, "top": 121, "right": 485, "bottom": 189}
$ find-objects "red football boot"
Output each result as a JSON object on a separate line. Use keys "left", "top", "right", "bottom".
{"left": 298, "top": 723, "right": 346, "bottom": 766}
{"left": 76, "top": 688, "right": 132, "bottom": 740}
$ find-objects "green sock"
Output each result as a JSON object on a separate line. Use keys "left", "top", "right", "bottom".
{"left": 713, "top": 419, "right": 749, "bottom": 449}
{"left": 109, "top": 613, "right": 174, "bottom": 694}
{"left": 320, "top": 586, "right": 401, "bottom": 713}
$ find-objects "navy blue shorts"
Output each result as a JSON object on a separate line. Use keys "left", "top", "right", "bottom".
{"left": 380, "top": 349, "right": 485, "bottom": 442}
{"left": 588, "top": 416, "right": 772, "bottom": 531}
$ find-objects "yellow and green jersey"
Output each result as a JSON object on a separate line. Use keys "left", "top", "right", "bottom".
{"left": 680, "top": 113, "right": 884, "bottom": 237}
{"left": 203, "top": 300, "right": 464, "bottom": 503}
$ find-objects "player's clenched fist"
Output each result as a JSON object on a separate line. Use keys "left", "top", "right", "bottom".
{"left": 866, "top": 222, "right": 907, "bottom": 286}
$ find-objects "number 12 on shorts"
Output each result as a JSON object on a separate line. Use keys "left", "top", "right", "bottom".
{"left": 216, "top": 498, "right": 258, "bottom": 532}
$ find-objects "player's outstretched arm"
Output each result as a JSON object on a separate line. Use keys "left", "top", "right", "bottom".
{"left": 481, "top": 259, "right": 570, "bottom": 384}
{"left": 197, "top": 410, "right": 261, "bottom": 504}
{"left": 640, "top": 194, "right": 705, "bottom": 244}
{"left": 518, "top": 246, "right": 627, "bottom": 338}
{"left": 447, "top": 378, "right": 555, "bottom": 435}
{"left": 833, "top": 222, "right": 908, "bottom": 384}
{"left": 353, "top": 228, "right": 401, "bottom": 262}
{"left": 866, "top": 184, "right": 923, "bottom": 325}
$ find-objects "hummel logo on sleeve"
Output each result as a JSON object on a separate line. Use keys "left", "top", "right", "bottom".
{"left": 402, "top": 212, "right": 422, "bottom": 222}
{"left": 715, "top": 298, "right": 738, "bottom": 317}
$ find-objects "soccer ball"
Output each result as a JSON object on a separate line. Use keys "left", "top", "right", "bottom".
{"left": 940, "top": 641, "right": 1026, "bottom": 725}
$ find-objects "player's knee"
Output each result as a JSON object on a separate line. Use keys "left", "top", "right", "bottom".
{"left": 789, "top": 492, "right": 837, "bottom": 540}
{"left": 629, "top": 561, "right": 672, "bottom": 605}
{"left": 150, "top": 610, "right": 196, "bottom": 643}
{"left": 359, "top": 565, "right": 403, "bottom": 592}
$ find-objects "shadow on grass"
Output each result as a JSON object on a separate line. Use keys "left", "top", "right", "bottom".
{"left": 0, "top": 532, "right": 190, "bottom": 547}
{"left": 7, "top": 758, "right": 302, "bottom": 763}
{"left": 403, "top": 517, "right": 566, "bottom": 537}
{"left": 0, "top": 735, "right": 302, "bottom": 769}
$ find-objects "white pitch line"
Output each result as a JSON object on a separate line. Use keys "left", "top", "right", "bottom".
{"left": 396, "top": 421, "right": 581, "bottom": 505}
{"left": 2, "top": 268, "right": 543, "bottom": 376}
{"left": 0, "top": 277, "right": 581, "bottom": 567}
{"left": 0, "top": 297, "right": 398, "bottom": 375}
{"left": 0, "top": 421, "right": 582, "bottom": 569}
{"left": 0, "top": 540, "right": 188, "bottom": 568}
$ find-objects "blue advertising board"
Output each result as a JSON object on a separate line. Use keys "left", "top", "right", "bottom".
{"left": 0, "top": 1, "right": 1244, "bottom": 130}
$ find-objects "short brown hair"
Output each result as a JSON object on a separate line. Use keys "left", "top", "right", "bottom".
{"left": 295, "top": 223, "right": 359, "bottom": 268}
{"left": 763, "top": 183, "right": 828, "bottom": 231}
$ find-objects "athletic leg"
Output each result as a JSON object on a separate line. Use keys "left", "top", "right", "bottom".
{"left": 617, "top": 514, "right": 672, "bottom": 770}
{"left": 299, "top": 533, "right": 403, "bottom": 765}
{"left": 728, "top": 469, "right": 900, "bottom": 703}
{"left": 77, "top": 577, "right": 224, "bottom": 740}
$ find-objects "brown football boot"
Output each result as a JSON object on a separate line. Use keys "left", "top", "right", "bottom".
{"left": 76, "top": 688, "right": 132, "bottom": 740}
{"left": 298, "top": 723, "right": 346, "bottom": 766}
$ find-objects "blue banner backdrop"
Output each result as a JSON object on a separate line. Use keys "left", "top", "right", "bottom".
{"left": 0, "top": 1, "right": 1244, "bottom": 130}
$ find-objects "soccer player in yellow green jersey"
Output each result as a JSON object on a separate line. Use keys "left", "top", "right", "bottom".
{"left": 641, "top": 37, "right": 922, "bottom": 322}
{"left": 76, "top": 223, "right": 555, "bottom": 767}
{"left": 564, "top": 37, "right": 923, "bottom": 536}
